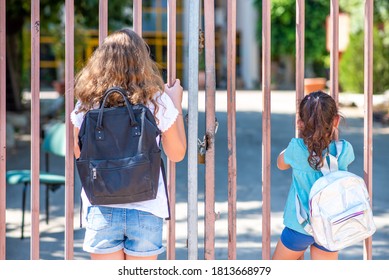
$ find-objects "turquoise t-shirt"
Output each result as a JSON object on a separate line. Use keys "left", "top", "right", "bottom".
{"left": 282, "top": 138, "right": 355, "bottom": 235}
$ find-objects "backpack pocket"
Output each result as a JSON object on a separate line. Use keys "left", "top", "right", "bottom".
{"left": 77, "top": 154, "right": 158, "bottom": 205}
{"left": 326, "top": 203, "right": 374, "bottom": 249}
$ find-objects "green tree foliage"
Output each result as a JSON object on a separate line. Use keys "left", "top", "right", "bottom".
{"left": 254, "top": 0, "right": 389, "bottom": 93}
{"left": 7, "top": 0, "right": 134, "bottom": 34}
{"left": 6, "top": 0, "right": 134, "bottom": 110}
{"left": 72, "top": 0, "right": 134, "bottom": 30}
{"left": 254, "top": 0, "right": 329, "bottom": 66}
{"left": 339, "top": 0, "right": 389, "bottom": 94}
{"left": 340, "top": 28, "right": 389, "bottom": 94}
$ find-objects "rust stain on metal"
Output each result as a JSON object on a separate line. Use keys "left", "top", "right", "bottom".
{"left": 34, "top": 21, "right": 40, "bottom": 32}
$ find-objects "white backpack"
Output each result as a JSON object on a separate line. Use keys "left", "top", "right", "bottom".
{"left": 296, "top": 141, "right": 376, "bottom": 251}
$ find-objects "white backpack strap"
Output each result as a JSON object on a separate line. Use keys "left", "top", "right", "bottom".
{"left": 320, "top": 156, "right": 337, "bottom": 175}
{"left": 320, "top": 141, "right": 343, "bottom": 175}
{"left": 335, "top": 140, "right": 343, "bottom": 158}
{"left": 295, "top": 193, "right": 313, "bottom": 235}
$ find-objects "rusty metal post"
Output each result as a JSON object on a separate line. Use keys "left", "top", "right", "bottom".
{"left": 99, "top": 0, "right": 108, "bottom": 45}
{"left": 166, "top": 0, "right": 177, "bottom": 260}
{"left": 30, "top": 0, "right": 41, "bottom": 260}
{"left": 295, "top": 0, "right": 304, "bottom": 137}
{"left": 227, "top": 0, "right": 237, "bottom": 260}
{"left": 363, "top": 0, "right": 373, "bottom": 260}
{"left": 0, "top": 0, "right": 6, "bottom": 261}
{"left": 261, "top": 0, "right": 271, "bottom": 260}
{"left": 187, "top": 0, "right": 200, "bottom": 260}
{"left": 133, "top": 0, "right": 142, "bottom": 36}
{"left": 330, "top": 0, "right": 339, "bottom": 102}
{"left": 65, "top": 0, "right": 75, "bottom": 260}
{"left": 203, "top": 0, "right": 216, "bottom": 260}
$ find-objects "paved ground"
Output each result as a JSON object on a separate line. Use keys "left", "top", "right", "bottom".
{"left": 4, "top": 90, "right": 389, "bottom": 260}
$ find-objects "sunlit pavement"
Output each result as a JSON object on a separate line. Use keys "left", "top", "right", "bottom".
{"left": 5, "top": 90, "right": 389, "bottom": 260}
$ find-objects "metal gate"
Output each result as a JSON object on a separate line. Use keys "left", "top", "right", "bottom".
{"left": 0, "top": 0, "right": 374, "bottom": 260}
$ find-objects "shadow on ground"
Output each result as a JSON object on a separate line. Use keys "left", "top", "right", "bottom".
{"left": 5, "top": 107, "right": 389, "bottom": 260}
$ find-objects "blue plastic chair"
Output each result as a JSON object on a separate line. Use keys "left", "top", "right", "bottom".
{"left": 6, "top": 122, "right": 66, "bottom": 239}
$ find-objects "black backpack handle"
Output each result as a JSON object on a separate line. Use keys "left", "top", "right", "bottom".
{"left": 97, "top": 87, "right": 138, "bottom": 130}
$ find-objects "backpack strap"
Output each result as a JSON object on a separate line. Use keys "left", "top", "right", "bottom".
{"left": 320, "top": 140, "right": 343, "bottom": 175}
{"left": 295, "top": 192, "right": 313, "bottom": 235}
{"left": 160, "top": 158, "right": 171, "bottom": 220}
{"left": 335, "top": 140, "right": 343, "bottom": 158}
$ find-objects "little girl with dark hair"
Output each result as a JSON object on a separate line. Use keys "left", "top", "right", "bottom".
{"left": 272, "top": 90, "right": 355, "bottom": 260}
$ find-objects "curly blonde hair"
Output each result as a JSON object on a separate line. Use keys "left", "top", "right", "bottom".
{"left": 74, "top": 28, "right": 164, "bottom": 115}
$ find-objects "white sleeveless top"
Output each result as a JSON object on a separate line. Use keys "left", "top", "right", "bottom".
{"left": 70, "top": 92, "right": 178, "bottom": 219}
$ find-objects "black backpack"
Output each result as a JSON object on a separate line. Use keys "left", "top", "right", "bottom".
{"left": 76, "top": 87, "right": 167, "bottom": 206}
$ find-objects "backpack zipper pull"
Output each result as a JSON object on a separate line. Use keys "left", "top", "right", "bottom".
{"left": 92, "top": 168, "right": 97, "bottom": 180}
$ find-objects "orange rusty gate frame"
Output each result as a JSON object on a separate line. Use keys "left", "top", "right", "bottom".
{"left": 0, "top": 0, "right": 374, "bottom": 260}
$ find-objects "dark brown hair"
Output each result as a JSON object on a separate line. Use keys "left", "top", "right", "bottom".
{"left": 299, "top": 90, "right": 339, "bottom": 170}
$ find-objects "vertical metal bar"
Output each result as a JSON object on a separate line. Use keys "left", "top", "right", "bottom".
{"left": 261, "top": 0, "right": 271, "bottom": 260}
{"left": 30, "top": 0, "right": 40, "bottom": 260}
{"left": 227, "top": 0, "right": 237, "bottom": 260}
{"left": 166, "top": 0, "right": 177, "bottom": 260}
{"left": 187, "top": 0, "right": 200, "bottom": 260}
{"left": 133, "top": 0, "right": 142, "bottom": 36}
{"left": 99, "top": 0, "right": 108, "bottom": 45}
{"left": 64, "top": 0, "right": 75, "bottom": 260}
{"left": 295, "top": 0, "right": 306, "bottom": 260}
{"left": 295, "top": 0, "right": 304, "bottom": 137}
{"left": 204, "top": 0, "right": 216, "bottom": 260}
{"left": 330, "top": 0, "right": 339, "bottom": 102}
{"left": 182, "top": 0, "right": 189, "bottom": 90}
{"left": 0, "top": 0, "right": 6, "bottom": 261}
{"left": 363, "top": 0, "right": 373, "bottom": 260}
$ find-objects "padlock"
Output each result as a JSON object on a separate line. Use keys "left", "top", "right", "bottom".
{"left": 198, "top": 145, "right": 206, "bottom": 164}
{"left": 198, "top": 152, "right": 205, "bottom": 164}
{"left": 197, "top": 138, "right": 206, "bottom": 164}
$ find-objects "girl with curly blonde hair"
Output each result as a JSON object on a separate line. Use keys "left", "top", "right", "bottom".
{"left": 71, "top": 28, "right": 186, "bottom": 260}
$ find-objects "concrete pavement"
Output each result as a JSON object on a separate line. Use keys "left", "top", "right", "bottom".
{"left": 5, "top": 90, "right": 389, "bottom": 260}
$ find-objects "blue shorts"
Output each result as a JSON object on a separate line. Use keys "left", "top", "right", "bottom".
{"left": 83, "top": 206, "right": 165, "bottom": 257}
{"left": 280, "top": 227, "right": 336, "bottom": 252}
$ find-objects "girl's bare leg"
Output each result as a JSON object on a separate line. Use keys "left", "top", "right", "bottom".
{"left": 272, "top": 239, "right": 305, "bottom": 260}
{"left": 310, "top": 245, "right": 338, "bottom": 260}
{"left": 90, "top": 250, "right": 158, "bottom": 260}
{"left": 126, "top": 254, "right": 158, "bottom": 260}
{"left": 90, "top": 250, "right": 125, "bottom": 260}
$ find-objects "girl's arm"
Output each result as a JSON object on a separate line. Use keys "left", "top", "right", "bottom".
{"left": 73, "top": 127, "right": 80, "bottom": 159}
{"left": 162, "top": 79, "right": 187, "bottom": 162}
{"left": 277, "top": 149, "right": 291, "bottom": 170}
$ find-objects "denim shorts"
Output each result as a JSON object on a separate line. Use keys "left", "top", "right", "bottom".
{"left": 83, "top": 206, "right": 165, "bottom": 257}
{"left": 280, "top": 227, "right": 336, "bottom": 252}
